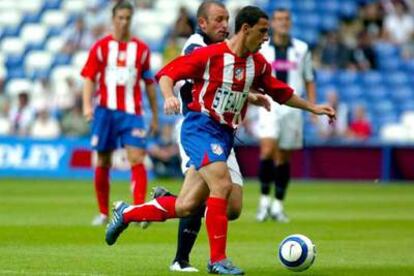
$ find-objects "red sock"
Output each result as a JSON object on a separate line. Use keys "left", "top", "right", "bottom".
{"left": 123, "top": 196, "right": 177, "bottom": 223}
{"left": 131, "top": 164, "right": 147, "bottom": 205}
{"left": 94, "top": 167, "right": 110, "bottom": 216}
{"left": 206, "top": 197, "right": 228, "bottom": 263}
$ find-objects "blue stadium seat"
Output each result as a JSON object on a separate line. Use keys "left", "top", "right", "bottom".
{"left": 51, "top": 53, "right": 72, "bottom": 67}
{"left": 361, "top": 71, "right": 382, "bottom": 86}
{"left": 42, "top": 0, "right": 62, "bottom": 11}
{"left": 340, "top": 85, "right": 363, "bottom": 102}
{"left": 267, "top": 0, "right": 293, "bottom": 10}
{"left": 1, "top": 25, "right": 21, "bottom": 38}
{"left": 336, "top": 70, "right": 360, "bottom": 85}
{"left": 374, "top": 42, "right": 399, "bottom": 58}
{"left": 400, "top": 100, "right": 414, "bottom": 112}
{"left": 22, "top": 11, "right": 43, "bottom": 25}
{"left": 316, "top": 0, "right": 339, "bottom": 13}
{"left": 365, "top": 85, "right": 388, "bottom": 101}
{"left": 379, "top": 58, "right": 402, "bottom": 71}
{"left": 338, "top": 1, "right": 358, "bottom": 18}
{"left": 320, "top": 15, "right": 339, "bottom": 31}
{"left": 294, "top": 12, "right": 320, "bottom": 28}
{"left": 372, "top": 100, "right": 395, "bottom": 115}
{"left": 390, "top": 86, "right": 414, "bottom": 103}
{"left": 5, "top": 55, "right": 24, "bottom": 69}
{"left": 316, "top": 69, "right": 335, "bottom": 85}
{"left": 384, "top": 71, "right": 409, "bottom": 86}
{"left": 5, "top": 69, "right": 26, "bottom": 82}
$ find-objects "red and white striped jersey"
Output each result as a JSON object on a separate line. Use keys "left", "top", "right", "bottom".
{"left": 156, "top": 42, "right": 294, "bottom": 129}
{"left": 81, "top": 35, "right": 154, "bottom": 115}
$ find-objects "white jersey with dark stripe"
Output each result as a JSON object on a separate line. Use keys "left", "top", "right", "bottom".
{"left": 259, "top": 38, "right": 314, "bottom": 98}
{"left": 174, "top": 32, "right": 209, "bottom": 115}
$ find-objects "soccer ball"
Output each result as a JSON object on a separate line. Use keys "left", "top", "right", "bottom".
{"left": 278, "top": 234, "right": 316, "bottom": 272}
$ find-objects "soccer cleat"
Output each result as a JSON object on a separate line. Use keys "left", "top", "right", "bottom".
{"left": 169, "top": 260, "right": 199, "bottom": 272}
{"left": 91, "top": 214, "right": 108, "bottom": 226}
{"left": 270, "top": 211, "right": 290, "bottom": 223}
{"left": 207, "top": 259, "right": 244, "bottom": 275}
{"left": 105, "top": 201, "right": 130, "bottom": 245}
{"left": 255, "top": 207, "right": 269, "bottom": 222}
{"left": 140, "top": 186, "right": 175, "bottom": 229}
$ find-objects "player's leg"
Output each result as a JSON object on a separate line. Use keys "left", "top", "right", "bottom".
{"left": 270, "top": 147, "right": 291, "bottom": 222}
{"left": 256, "top": 103, "right": 278, "bottom": 222}
{"left": 171, "top": 167, "right": 208, "bottom": 272}
{"left": 170, "top": 152, "right": 243, "bottom": 272}
{"left": 90, "top": 107, "right": 116, "bottom": 225}
{"left": 257, "top": 138, "right": 276, "bottom": 221}
{"left": 92, "top": 151, "right": 112, "bottom": 225}
{"left": 271, "top": 110, "right": 303, "bottom": 222}
{"left": 226, "top": 149, "right": 244, "bottom": 220}
{"left": 125, "top": 146, "right": 147, "bottom": 205}
{"left": 120, "top": 112, "right": 148, "bottom": 205}
{"left": 105, "top": 166, "right": 208, "bottom": 246}
{"left": 199, "top": 161, "right": 244, "bottom": 274}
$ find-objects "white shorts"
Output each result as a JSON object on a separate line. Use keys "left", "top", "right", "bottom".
{"left": 175, "top": 118, "right": 244, "bottom": 186}
{"left": 256, "top": 100, "right": 303, "bottom": 150}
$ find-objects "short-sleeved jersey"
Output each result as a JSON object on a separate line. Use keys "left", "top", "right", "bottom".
{"left": 260, "top": 38, "right": 314, "bottom": 97}
{"left": 175, "top": 31, "right": 211, "bottom": 115}
{"left": 156, "top": 42, "right": 294, "bottom": 129}
{"left": 81, "top": 35, "right": 153, "bottom": 115}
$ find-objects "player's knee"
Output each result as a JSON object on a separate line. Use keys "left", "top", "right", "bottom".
{"left": 175, "top": 197, "right": 200, "bottom": 217}
{"left": 227, "top": 209, "right": 241, "bottom": 221}
{"left": 227, "top": 203, "right": 242, "bottom": 220}
{"left": 97, "top": 154, "right": 111, "bottom": 167}
{"left": 127, "top": 155, "right": 144, "bottom": 166}
{"left": 212, "top": 182, "right": 233, "bottom": 199}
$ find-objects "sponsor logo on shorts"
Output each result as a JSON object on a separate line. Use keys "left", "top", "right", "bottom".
{"left": 91, "top": 135, "right": 99, "bottom": 146}
{"left": 131, "top": 128, "right": 146, "bottom": 138}
{"left": 211, "top": 143, "right": 223, "bottom": 155}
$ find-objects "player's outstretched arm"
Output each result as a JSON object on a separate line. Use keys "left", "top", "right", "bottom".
{"left": 159, "top": 76, "right": 180, "bottom": 115}
{"left": 247, "top": 90, "right": 271, "bottom": 111}
{"left": 285, "top": 94, "right": 336, "bottom": 122}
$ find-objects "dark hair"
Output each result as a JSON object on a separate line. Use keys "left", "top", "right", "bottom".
{"left": 197, "top": 0, "right": 226, "bottom": 19}
{"left": 273, "top": 8, "right": 291, "bottom": 16}
{"left": 235, "top": 6, "right": 268, "bottom": 33}
{"left": 112, "top": 1, "right": 134, "bottom": 17}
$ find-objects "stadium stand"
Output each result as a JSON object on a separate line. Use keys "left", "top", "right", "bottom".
{"left": 0, "top": 0, "right": 412, "bottom": 144}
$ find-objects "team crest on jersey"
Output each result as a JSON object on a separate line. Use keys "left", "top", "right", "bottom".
{"left": 234, "top": 67, "right": 244, "bottom": 81}
{"left": 211, "top": 143, "right": 223, "bottom": 155}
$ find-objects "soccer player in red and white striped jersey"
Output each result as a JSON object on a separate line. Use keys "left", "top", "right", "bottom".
{"left": 106, "top": 6, "right": 335, "bottom": 274}
{"left": 81, "top": 1, "right": 158, "bottom": 226}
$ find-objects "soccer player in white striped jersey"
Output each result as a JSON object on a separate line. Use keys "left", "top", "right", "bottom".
{"left": 256, "top": 8, "right": 317, "bottom": 222}
{"left": 81, "top": 1, "right": 158, "bottom": 226}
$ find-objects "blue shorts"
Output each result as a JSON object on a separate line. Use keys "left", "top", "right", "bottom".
{"left": 91, "top": 106, "right": 146, "bottom": 152}
{"left": 180, "top": 112, "right": 234, "bottom": 170}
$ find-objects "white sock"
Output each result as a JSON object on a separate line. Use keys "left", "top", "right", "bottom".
{"left": 271, "top": 199, "right": 283, "bottom": 214}
{"left": 259, "top": 195, "right": 271, "bottom": 209}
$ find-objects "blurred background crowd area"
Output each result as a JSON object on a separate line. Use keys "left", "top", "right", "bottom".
{"left": 0, "top": 0, "right": 413, "bottom": 146}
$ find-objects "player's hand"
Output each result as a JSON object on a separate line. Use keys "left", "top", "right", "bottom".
{"left": 148, "top": 117, "right": 159, "bottom": 136}
{"left": 164, "top": 96, "right": 180, "bottom": 115}
{"left": 248, "top": 93, "right": 271, "bottom": 111}
{"left": 312, "top": 104, "right": 336, "bottom": 124}
{"left": 83, "top": 104, "right": 94, "bottom": 122}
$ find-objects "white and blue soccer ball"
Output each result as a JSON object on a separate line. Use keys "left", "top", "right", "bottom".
{"left": 278, "top": 234, "right": 316, "bottom": 272}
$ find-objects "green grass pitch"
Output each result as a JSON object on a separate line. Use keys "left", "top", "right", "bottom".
{"left": 1, "top": 178, "right": 413, "bottom": 275}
